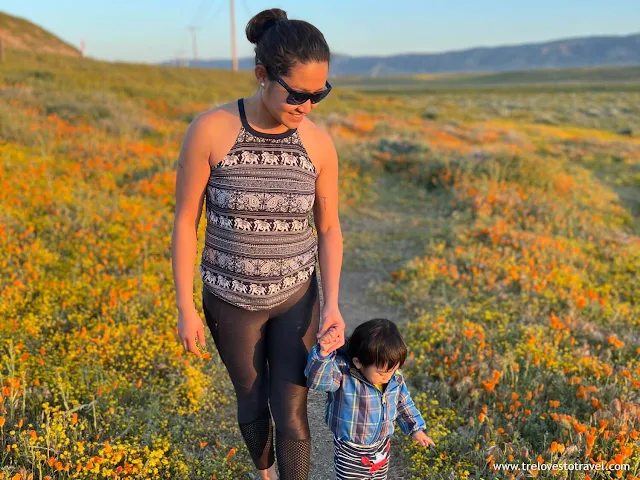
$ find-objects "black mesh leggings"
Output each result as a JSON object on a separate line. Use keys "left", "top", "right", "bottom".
{"left": 202, "top": 270, "right": 320, "bottom": 479}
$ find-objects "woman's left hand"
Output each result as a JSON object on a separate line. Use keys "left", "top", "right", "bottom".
{"left": 317, "top": 305, "right": 346, "bottom": 352}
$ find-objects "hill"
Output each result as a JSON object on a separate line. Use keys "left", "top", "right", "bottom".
{"left": 166, "top": 32, "right": 640, "bottom": 77}
{"left": 0, "top": 11, "right": 80, "bottom": 58}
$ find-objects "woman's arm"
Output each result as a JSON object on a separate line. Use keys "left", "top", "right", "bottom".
{"left": 172, "top": 113, "right": 215, "bottom": 354}
{"left": 312, "top": 132, "right": 345, "bottom": 342}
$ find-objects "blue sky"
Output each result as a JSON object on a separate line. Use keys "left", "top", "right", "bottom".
{"left": 3, "top": 0, "right": 639, "bottom": 64}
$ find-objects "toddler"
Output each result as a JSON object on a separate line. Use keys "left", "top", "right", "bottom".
{"left": 305, "top": 318, "right": 435, "bottom": 479}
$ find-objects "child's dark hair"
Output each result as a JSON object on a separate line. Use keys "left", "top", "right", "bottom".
{"left": 347, "top": 318, "right": 407, "bottom": 369}
{"left": 245, "top": 8, "right": 330, "bottom": 80}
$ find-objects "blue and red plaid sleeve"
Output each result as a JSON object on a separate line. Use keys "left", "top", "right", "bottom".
{"left": 395, "top": 377, "right": 427, "bottom": 436}
{"left": 304, "top": 343, "right": 343, "bottom": 392}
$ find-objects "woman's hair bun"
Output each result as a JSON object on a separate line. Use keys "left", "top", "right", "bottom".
{"left": 246, "top": 8, "right": 288, "bottom": 45}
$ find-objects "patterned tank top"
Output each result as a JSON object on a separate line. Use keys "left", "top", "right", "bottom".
{"left": 199, "top": 98, "right": 318, "bottom": 311}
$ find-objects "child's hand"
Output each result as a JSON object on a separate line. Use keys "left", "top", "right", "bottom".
{"left": 412, "top": 431, "right": 435, "bottom": 447}
{"left": 319, "top": 326, "right": 342, "bottom": 356}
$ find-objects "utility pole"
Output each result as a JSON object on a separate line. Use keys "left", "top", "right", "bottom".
{"left": 80, "top": 39, "right": 86, "bottom": 57}
{"left": 230, "top": 0, "right": 238, "bottom": 71}
{"left": 187, "top": 26, "right": 201, "bottom": 65}
{"left": 175, "top": 49, "right": 186, "bottom": 67}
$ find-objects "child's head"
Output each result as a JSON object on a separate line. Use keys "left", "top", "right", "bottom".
{"left": 347, "top": 318, "right": 407, "bottom": 385}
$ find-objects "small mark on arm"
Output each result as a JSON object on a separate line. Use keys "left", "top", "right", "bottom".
{"left": 320, "top": 196, "right": 327, "bottom": 210}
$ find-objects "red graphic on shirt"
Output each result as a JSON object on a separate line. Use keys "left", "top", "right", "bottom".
{"left": 360, "top": 441, "right": 391, "bottom": 473}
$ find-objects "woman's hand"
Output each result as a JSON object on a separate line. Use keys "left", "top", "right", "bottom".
{"left": 177, "top": 306, "right": 207, "bottom": 357}
{"left": 317, "top": 304, "right": 345, "bottom": 354}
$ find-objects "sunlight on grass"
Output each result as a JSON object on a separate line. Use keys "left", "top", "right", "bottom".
{"left": 1, "top": 51, "right": 638, "bottom": 479}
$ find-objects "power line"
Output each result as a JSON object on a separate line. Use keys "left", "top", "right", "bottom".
{"left": 189, "top": 0, "right": 224, "bottom": 29}
{"left": 241, "top": 0, "right": 252, "bottom": 19}
{"left": 189, "top": 0, "right": 213, "bottom": 27}
{"left": 201, "top": 0, "right": 225, "bottom": 25}
{"left": 184, "top": 0, "right": 239, "bottom": 69}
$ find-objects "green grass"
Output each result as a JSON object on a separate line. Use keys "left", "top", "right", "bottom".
{"left": 333, "top": 66, "right": 640, "bottom": 97}
{"left": 1, "top": 40, "right": 639, "bottom": 479}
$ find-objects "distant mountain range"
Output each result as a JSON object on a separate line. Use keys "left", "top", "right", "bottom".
{"left": 2, "top": 10, "right": 637, "bottom": 77}
{"left": 162, "top": 33, "right": 640, "bottom": 77}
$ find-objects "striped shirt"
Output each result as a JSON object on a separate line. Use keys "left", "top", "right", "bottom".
{"left": 199, "top": 98, "right": 318, "bottom": 311}
{"left": 304, "top": 344, "right": 427, "bottom": 445}
{"left": 333, "top": 435, "right": 391, "bottom": 479}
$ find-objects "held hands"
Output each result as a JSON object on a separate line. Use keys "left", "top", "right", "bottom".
{"left": 412, "top": 430, "right": 435, "bottom": 448}
{"left": 317, "top": 304, "right": 345, "bottom": 355}
{"left": 319, "top": 326, "right": 343, "bottom": 356}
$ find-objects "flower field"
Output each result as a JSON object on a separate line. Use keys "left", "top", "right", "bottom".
{"left": 366, "top": 98, "right": 640, "bottom": 478}
{"left": 1, "top": 53, "right": 639, "bottom": 479}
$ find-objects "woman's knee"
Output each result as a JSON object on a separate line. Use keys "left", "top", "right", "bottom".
{"left": 235, "top": 379, "right": 270, "bottom": 424}
{"left": 270, "top": 386, "right": 310, "bottom": 439}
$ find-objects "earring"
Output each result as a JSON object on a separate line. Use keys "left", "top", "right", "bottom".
{"left": 261, "top": 82, "right": 265, "bottom": 87}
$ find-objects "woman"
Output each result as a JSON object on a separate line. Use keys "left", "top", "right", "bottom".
{"left": 171, "top": 8, "right": 345, "bottom": 480}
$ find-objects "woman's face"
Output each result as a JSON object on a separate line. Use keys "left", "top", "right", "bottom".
{"left": 259, "top": 61, "right": 329, "bottom": 129}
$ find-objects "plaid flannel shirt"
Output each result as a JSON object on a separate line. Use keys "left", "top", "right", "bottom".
{"left": 304, "top": 343, "right": 426, "bottom": 445}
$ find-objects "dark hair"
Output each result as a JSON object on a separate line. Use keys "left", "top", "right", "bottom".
{"left": 347, "top": 318, "right": 407, "bottom": 369}
{"left": 245, "top": 8, "right": 330, "bottom": 79}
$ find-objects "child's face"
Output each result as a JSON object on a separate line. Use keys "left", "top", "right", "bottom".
{"left": 353, "top": 358, "right": 400, "bottom": 385}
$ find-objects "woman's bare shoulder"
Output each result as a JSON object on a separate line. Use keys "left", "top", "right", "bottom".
{"left": 298, "top": 117, "right": 337, "bottom": 173}
{"left": 182, "top": 101, "right": 242, "bottom": 166}
{"left": 300, "top": 116, "right": 334, "bottom": 144}
{"left": 190, "top": 101, "right": 240, "bottom": 133}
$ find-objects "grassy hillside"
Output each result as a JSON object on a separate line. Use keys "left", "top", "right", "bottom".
{"left": 1, "top": 42, "right": 639, "bottom": 480}
{"left": 0, "top": 11, "right": 80, "bottom": 58}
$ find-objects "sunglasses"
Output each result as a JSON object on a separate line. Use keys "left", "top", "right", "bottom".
{"left": 266, "top": 66, "right": 332, "bottom": 105}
